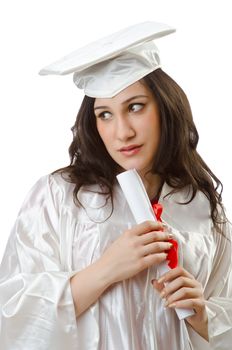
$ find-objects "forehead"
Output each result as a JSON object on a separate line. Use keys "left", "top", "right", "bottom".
{"left": 93, "top": 80, "right": 152, "bottom": 107}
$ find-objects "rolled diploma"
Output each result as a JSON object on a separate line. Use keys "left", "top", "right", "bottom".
{"left": 117, "top": 169, "right": 195, "bottom": 320}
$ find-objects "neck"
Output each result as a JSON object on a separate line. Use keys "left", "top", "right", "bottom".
{"left": 138, "top": 171, "right": 162, "bottom": 200}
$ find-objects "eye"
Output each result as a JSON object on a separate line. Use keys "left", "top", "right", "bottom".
{"left": 97, "top": 111, "right": 112, "bottom": 120}
{"left": 129, "top": 103, "right": 144, "bottom": 113}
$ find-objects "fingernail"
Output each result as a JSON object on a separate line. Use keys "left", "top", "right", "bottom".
{"left": 164, "top": 300, "right": 169, "bottom": 307}
{"left": 168, "top": 303, "right": 176, "bottom": 308}
{"left": 168, "top": 233, "right": 174, "bottom": 239}
{"left": 158, "top": 277, "right": 165, "bottom": 284}
{"left": 162, "top": 224, "right": 168, "bottom": 232}
{"left": 160, "top": 291, "right": 165, "bottom": 298}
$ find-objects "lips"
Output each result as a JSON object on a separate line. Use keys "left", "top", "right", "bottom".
{"left": 119, "top": 144, "right": 142, "bottom": 156}
{"left": 119, "top": 144, "right": 142, "bottom": 152}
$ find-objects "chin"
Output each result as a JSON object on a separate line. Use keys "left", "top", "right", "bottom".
{"left": 114, "top": 154, "right": 152, "bottom": 173}
{"left": 120, "top": 163, "right": 149, "bottom": 173}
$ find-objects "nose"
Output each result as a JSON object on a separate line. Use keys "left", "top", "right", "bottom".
{"left": 115, "top": 115, "right": 136, "bottom": 141}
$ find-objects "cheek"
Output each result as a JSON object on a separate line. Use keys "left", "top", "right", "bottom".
{"left": 96, "top": 123, "right": 112, "bottom": 149}
{"left": 149, "top": 109, "right": 160, "bottom": 137}
{"left": 141, "top": 112, "right": 160, "bottom": 140}
{"left": 151, "top": 120, "right": 161, "bottom": 141}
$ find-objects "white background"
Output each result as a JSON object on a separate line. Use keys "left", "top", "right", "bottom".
{"left": 0, "top": 0, "right": 231, "bottom": 261}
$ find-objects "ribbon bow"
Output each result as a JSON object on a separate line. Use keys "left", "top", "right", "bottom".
{"left": 151, "top": 202, "right": 178, "bottom": 269}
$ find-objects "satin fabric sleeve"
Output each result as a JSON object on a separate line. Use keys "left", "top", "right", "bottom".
{"left": 0, "top": 175, "right": 78, "bottom": 350}
{"left": 204, "top": 221, "right": 232, "bottom": 349}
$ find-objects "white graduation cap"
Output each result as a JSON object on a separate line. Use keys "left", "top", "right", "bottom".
{"left": 39, "top": 21, "right": 175, "bottom": 98}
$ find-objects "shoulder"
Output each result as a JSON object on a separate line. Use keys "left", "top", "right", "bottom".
{"left": 49, "top": 173, "right": 111, "bottom": 221}
{"left": 160, "top": 183, "right": 212, "bottom": 233}
{"left": 17, "top": 172, "right": 75, "bottom": 215}
{"left": 161, "top": 182, "right": 211, "bottom": 214}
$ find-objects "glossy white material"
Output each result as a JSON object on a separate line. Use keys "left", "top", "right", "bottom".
{"left": 39, "top": 21, "right": 175, "bottom": 98}
{"left": 0, "top": 173, "right": 231, "bottom": 349}
{"left": 117, "top": 169, "right": 195, "bottom": 320}
{"left": 117, "top": 169, "right": 157, "bottom": 223}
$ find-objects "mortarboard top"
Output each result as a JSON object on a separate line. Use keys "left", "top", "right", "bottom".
{"left": 39, "top": 21, "right": 175, "bottom": 98}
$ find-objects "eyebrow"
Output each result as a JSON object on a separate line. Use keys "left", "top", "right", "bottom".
{"left": 94, "top": 94, "right": 149, "bottom": 111}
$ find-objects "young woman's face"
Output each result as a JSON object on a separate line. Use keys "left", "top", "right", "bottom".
{"left": 94, "top": 81, "right": 160, "bottom": 175}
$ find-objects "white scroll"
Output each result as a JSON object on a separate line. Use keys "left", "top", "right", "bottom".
{"left": 117, "top": 169, "right": 195, "bottom": 320}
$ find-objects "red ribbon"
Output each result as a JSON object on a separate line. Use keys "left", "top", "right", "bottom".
{"left": 151, "top": 202, "right": 178, "bottom": 269}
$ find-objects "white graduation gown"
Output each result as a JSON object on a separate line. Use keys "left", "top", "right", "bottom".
{"left": 0, "top": 173, "right": 231, "bottom": 349}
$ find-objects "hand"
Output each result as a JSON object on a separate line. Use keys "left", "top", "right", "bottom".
{"left": 100, "top": 221, "right": 172, "bottom": 285}
{"left": 152, "top": 266, "right": 209, "bottom": 341}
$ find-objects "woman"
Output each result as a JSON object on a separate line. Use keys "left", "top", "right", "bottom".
{"left": 0, "top": 22, "right": 231, "bottom": 350}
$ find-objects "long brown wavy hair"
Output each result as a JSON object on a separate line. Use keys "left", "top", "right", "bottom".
{"left": 52, "top": 68, "right": 226, "bottom": 231}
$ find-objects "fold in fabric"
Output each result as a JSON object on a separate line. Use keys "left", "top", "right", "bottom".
{"left": 0, "top": 173, "right": 232, "bottom": 349}
{"left": 0, "top": 175, "right": 78, "bottom": 350}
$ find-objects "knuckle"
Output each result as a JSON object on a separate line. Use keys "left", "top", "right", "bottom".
{"left": 182, "top": 287, "right": 191, "bottom": 296}
{"left": 188, "top": 272, "right": 195, "bottom": 280}
{"left": 154, "top": 242, "right": 163, "bottom": 251}
{"left": 178, "top": 266, "right": 185, "bottom": 274}
{"left": 146, "top": 220, "right": 159, "bottom": 231}
{"left": 151, "top": 232, "right": 160, "bottom": 242}
{"left": 141, "top": 254, "right": 156, "bottom": 269}
{"left": 138, "top": 258, "right": 146, "bottom": 270}
{"left": 145, "top": 221, "right": 155, "bottom": 230}
{"left": 179, "top": 276, "right": 186, "bottom": 285}
{"left": 192, "top": 299, "right": 202, "bottom": 308}
{"left": 151, "top": 232, "right": 158, "bottom": 240}
{"left": 124, "top": 229, "right": 131, "bottom": 237}
{"left": 130, "top": 238, "right": 138, "bottom": 248}
{"left": 154, "top": 253, "right": 166, "bottom": 265}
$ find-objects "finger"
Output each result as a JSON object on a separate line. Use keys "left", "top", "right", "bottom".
{"left": 158, "top": 266, "right": 194, "bottom": 284}
{"left": 164, "top": 287, "right": 202, "bottom": 306}
{"left": 142, "top": 241, "right": 172, "bottom": 256}
{"left": 160, "top": 276, "right": 199, "bottom": 298}
{"left": 140, "top": 230, "right": 173, "bottom": 244}
{"left": 143, "top": 252, "right": 167, "bottom": 267}
{"left": 134, "top": 221, "right": 164, "bottom": 236}
{"left": 167, "top": 298, "right": 205, "bottom": 313}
